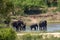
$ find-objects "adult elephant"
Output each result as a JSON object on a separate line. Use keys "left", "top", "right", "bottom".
{"left": 12, "top": 21, "right": 19, "bottom": 31}
{"left": 12, "top": 20, "right": 26, "bottom": 31}
{"left": 30, "top": 23, "right": 38, "bottom": 30}
{"left": 17, "top": 20, "right": 26, "bottom": 31}
{"left": 39, "top": 20, "right": 47, "bottom": 31}
{"left": 22, "top": 23, "right": 26, "bottom": 31}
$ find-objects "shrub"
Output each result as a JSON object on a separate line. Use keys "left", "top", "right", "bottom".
{"left": 0, "top": 28, "right": 17, "bottom": 40}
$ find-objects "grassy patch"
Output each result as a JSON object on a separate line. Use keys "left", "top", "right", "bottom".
{"left": 17, "top": 33, "right": 60, "bottom": 40}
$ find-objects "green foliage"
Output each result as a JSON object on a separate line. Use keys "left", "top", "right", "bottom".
{"left": 11, "top": 0, "right": 47, "bottom": 15}
{"left": 0, "top": 0, "right": 14, "bottom": 17}
{"left": 0, "top": 0, "right": 59, "bottom": 16}
{"left": 0, "top": 0, "right": 14, "bottom": 25}
{"left": 13, "top": 0, "right": 47, "bottom": 9}
{"left": 58, "top": 0, "right": 60, "bottom": 11}
{"left": 0, "top": 28, "right": 16, "bottom": 40}
{"left": 0, "top": 0, "right": 58, "bottom": 16}
{"left": 46, "top": 0, "right": 58, "bottom": 7}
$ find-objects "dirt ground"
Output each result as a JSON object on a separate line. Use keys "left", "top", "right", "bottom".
{"left": 17, "top": 33, "right": 60, "bottom": 38}
{"left": 16, "top": 11, "right": 60, "bottom": 26}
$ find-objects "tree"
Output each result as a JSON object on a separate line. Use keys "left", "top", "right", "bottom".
{"left": 0, "top": 0, "right": 14, "bottom": 26}
{"left": 12, "top": 0, "right": 47, "bottom": 15}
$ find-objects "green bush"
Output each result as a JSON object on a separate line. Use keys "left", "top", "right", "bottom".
{"left": 0, "top": 28, "right": 17, "bottom": 40}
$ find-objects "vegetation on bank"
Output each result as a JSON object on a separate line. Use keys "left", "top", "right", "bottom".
{"left": 0, "top": 0, "right": 60, "bottom": 24}
{"left": 0, "top": 0, "right": 60, "bottom": 40}
{"left": 17, "top": 34, "right": 60, "bottom": 40}
{"left": 0, "top": 0, "right": 60, "bottom": 16}
{"left": 0, "top": 28, "right": 17, "bottom": 40}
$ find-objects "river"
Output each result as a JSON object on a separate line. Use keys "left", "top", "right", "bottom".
{"left": 24, "top": 23, "right": 60, "bottom": 32}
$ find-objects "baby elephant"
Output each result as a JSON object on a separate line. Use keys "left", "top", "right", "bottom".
{"left": 30, "top": 23, "right": 38, "bottom": 30}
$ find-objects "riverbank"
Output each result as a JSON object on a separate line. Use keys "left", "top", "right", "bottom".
{"left": 17, "top": 33, "right": 60, "bottom": 38}
{"left": 11, "top": 11, "right": 60, "bottom": 26}
{"left": 17, "top": 32, "right": 60, "bottom": 40}
{"left": 18, "top": 15, "right": 60, "bottom": 26}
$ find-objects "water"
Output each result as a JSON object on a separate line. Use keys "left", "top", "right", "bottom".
{"left": 15, "top": 23, "right": 60, "bottom": 32}
{"left": 47, "top": 23, "right": 60, "bottom": 32}
{"left": 24, "top": 23, "right": 60, "bottom": 32}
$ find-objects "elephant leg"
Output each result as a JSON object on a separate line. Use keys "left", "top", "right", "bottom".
{"left": 23, "top": 26, "right": 26, "bottom": 31}
{"left": 20, "top": 27, "right": 22, "bottom": 31}
{"left": 39, "top": 27, "right": 42, "bottom": 30}
{"left": 43, "top": 26, "right": 47, "bottom": 31}
{"left": 31, "top": 27, "right": 32, "bottom": 30}
{"left": 16, "top": 27, "right": 19, "bottom": 31}
{"left": 45, "top": 26, "right": 47, "bottom": 31}
{"left": 45, "top": 26, "right": 47, "bottom": 30}
{"left": 36, "top": 26, "right": 38, "bottom": 30}
{"left": 23, "top": 25, "right": 26, "bottom": 30}
{"left": 34, "top": 27, "right": 36, "bottom": 30}
{"left": 21, "top": 27, "right": 23, "bottom": 31}
{"left": 20, "top": 26, "right": 22, "bottom": 30}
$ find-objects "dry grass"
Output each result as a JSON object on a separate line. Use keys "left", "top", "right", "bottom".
{"left": 11, "top": 7, "right": 60, "bottom": 26}
{"left": 18, "top": 12, "right": 60, "bottom": 26}
{"left": 17, "top": 32, "right": 60, "bottom": 40}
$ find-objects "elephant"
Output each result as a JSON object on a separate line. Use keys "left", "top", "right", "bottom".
{"left": 30, "top": 23, "right": 38, "bottom": 30}
{"left": 39, "top": 20, "right": 47, "bottom": 31}
{"left": 22, "top": 23, "right": 26, "bottom": 31}
{"left": 12, "top": 21, "right": 19, "bottom": 31}
{"left": 12, "top": 20, "right": 26, "bottom": 31}
{"left": 17, "top": 20, "right": 26, "bottom": 31}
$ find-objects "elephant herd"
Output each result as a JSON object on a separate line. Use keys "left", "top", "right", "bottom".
{"left": 11, "top": 20, "right": 47, "bottom": 31}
